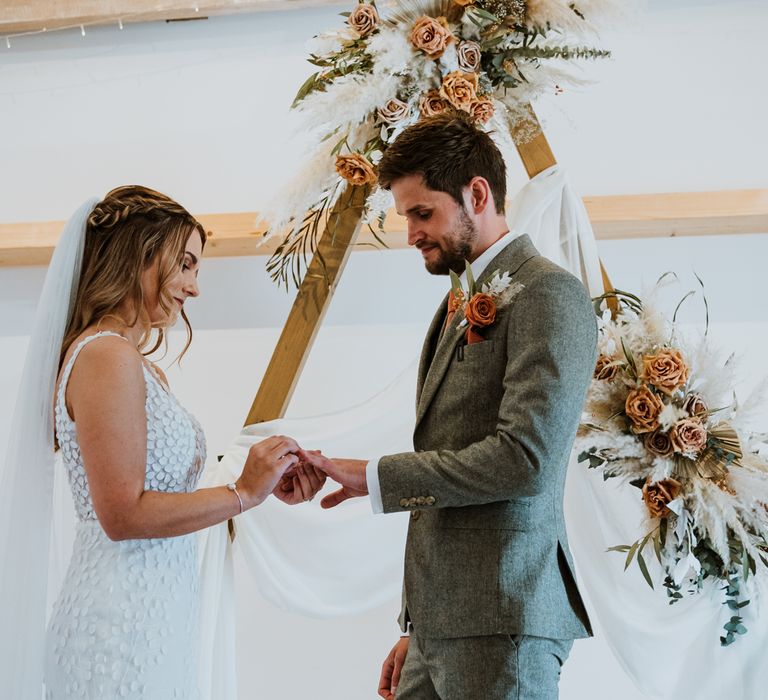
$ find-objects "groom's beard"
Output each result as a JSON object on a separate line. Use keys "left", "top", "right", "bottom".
{"left": 422, "top": 207, "right": 476, "bottom": 276}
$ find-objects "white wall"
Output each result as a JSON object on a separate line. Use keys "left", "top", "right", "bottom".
{"left": 1, "top": 1, "right": 767, "bottom": 698}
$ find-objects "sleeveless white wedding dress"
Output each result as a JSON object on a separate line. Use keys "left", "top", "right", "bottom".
{"left": 45, "top": 331, "right": 206, "bottom": 699}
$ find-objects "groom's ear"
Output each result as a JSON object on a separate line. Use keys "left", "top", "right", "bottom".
{"left": 466, "top": 176, "right": 491, "bottom": 215}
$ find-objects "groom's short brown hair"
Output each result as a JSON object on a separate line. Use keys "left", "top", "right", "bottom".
{"left": 377, "top": 110, "right": 507, "bottom": 214}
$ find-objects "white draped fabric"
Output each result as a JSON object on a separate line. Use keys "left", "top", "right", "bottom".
{"left": 195, "top": 165, "right": 768, "bottom": 699}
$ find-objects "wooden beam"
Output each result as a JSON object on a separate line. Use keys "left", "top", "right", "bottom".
{"left": 511, "top": 104, "right": 558, "bottom": 179}
{"left": 585, "top": 189, "right": 768, "bottom": 241}
{"left": 0, "top": 0, "right": 345, "bottom": 34}
{"left": 243, "top": 185, "right": 368, "bottom": 425}
{"left": 3, "top": 190, "right": 765, "bottom": 268}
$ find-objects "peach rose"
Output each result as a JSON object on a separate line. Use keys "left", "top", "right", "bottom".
{"left": 642, "top": 348, "right": 689, "bottom": 396}
{"left": 670, "top": 417, "right": 708, "bottom": 457}
{"left": 625, "top": 385, "right": 664, "bottom": 434}
{"left": 644, "top": 430, "right": 675, "bottom": 459}
{"left": 457, "top": 40, "right": 482, "bottom": 72}
{"left": 440, "top": 71, "right": 479, "bottom": 112}
{"left": 465, "top": 293, "right": 496, "bottom": 328}
{"left": 454, "top": 0, "right": 476, "bottom": 6}
{"left": 378, "top": 98, "right": 410, "bottom": 125}
{"left": 594, "top": 354, "right": 619, "bottom": 381}
{"left": 642, "top": 478, "right": 682, "bottom": 518}
{"left": 419, "top": 90, "right": 449, "bottom": 118}
{"left": 348, "top": 4, "right": 379, "bottom": 37}
{"left": 470, "top": 97, "right": 495, "bottom": 124}
{"left": 683, "top": 393, "right": 708, "bottom": 418}
{"left": 335, "top": 153, "right": 377, "bottom": 186}
{"left": 410, "top": 16, "right": 454, "bottom": 60}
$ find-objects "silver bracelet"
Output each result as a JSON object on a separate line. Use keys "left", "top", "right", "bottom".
{"left": 226, "top": 482, "right": 244, "bottom": 514}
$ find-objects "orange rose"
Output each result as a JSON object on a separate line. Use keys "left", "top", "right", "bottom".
{"left": 594, "top": 354, "right": 619, "bottom": 381}
{"left": 348, "top": 4, "right": 379, "bottom": 37}
{"left": 670, "top": 417, "right": 708, "bottom": 457}
{"left": 642, "top": 348, "right": 689, "bottom": 396}
{"left": 440, "top": 71, "right": 479, "bottom": 112}
{"left": 454, "top": 0, "right": 476, "bottom": 6}
{"left": 625, "top": 385, "right": 664, "bottom": 434}
{"left": 465, "top": 293, "right": 496, "bottom": 328}
{"left": 335, "top": 153, "right": 377, "bottom": 186}
{"left": 419, "top": 89, "right": 449, "bottom": 118}
{"left": 410, "top": 16, "right": 455, "bottom": 60}
{"left": 470, "top": 97, "right": 495, "bottom": 124}
{"left": 642, "top": 478, "right": 682, "bottom": 518}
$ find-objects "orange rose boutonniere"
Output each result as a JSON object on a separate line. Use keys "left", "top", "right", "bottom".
{"left": 449, "top": 261, "right": 524, "bottom": 345}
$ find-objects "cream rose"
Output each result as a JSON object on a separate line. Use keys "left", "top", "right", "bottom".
{"left": 335, "top": 153, "right": 377, "bottom": 186}
{"left": 440, "top": 71, "right": 479, "bottom": 112}
{"left": 348, "top": 4, "right": 379, "bottom": 37}
{"left": 670, "top": 417, "right": 708, "bottom": 457}
{"left": 378, "top": 98, "right": 410, "bottom": 125}
{"left": 457, "top": 40, "right": 482, "bottom": 72}
{"left": 410, "top": 16, "right": 454, "bottom": 60}
{"left": 683, "top": 393, "right": 708, "bottom": 418}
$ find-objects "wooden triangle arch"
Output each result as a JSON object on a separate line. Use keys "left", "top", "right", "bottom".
{"left": 243, "top": 104, "right": 615, "bottom": 427}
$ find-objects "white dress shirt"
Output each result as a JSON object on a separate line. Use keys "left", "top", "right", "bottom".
{"left": 365, "top": 229, "right": 521, "bottom": 513}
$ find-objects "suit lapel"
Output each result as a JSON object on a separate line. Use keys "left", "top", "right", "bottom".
{"left": 414, "top": 234, "right": 540, "bottom": 431}
{"left": 415, "top": 296, "right": 448, "bottom": 407}
{"left": 416, "top": 304, "right": 467, "bottom": 427}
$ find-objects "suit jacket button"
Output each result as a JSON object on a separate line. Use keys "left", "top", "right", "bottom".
{"left": 425, "top": 496, "right": 436, "bottom": 506}
{"left": 399, "top": 498, "right": 409, "bottom": 508}
{"left": 416, "top": 496, "right": 426, "bottom": 506}
{"left": 411, "top": 510, "right": 421, "bottom": 521}
{"left": 408, "top": 497, "right": 418, "bottom": 507}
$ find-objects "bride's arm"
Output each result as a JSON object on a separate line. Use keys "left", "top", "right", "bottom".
{"left": 65, "top": 336, "right": 297, "bottom": 541}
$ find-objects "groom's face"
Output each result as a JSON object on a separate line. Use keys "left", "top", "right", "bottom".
{"left": 391, "top": 174, "right": 477, "bottom": 276}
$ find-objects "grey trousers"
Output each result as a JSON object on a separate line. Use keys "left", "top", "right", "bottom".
{"left": 395, "top": 633, "right": 573, "bottom": 700}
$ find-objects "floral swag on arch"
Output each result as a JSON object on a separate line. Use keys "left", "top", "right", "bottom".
{"left": 577, "top": 283, "right": 768, "bottom": 646}
{"left": 263, "top": 0, "right": 616, "bottom": 286}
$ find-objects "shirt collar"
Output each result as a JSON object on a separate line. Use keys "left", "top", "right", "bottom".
{"left": 458, "top": 229, "right": 521, "bottom": 287}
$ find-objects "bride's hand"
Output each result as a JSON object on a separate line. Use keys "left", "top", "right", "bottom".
{"left": 236, "top": 436, "right": 300, "bottom": 508}
{"left": 272, "top": 452, "right": 326, "bottom": 506}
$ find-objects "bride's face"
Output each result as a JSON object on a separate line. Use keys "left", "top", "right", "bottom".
{"left": 142, "top": 230, "right": 202, "bottom": 328}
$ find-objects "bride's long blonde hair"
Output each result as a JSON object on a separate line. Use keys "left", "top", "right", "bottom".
{"left": 60, "top": 185, "right": 207, "bottom": 369}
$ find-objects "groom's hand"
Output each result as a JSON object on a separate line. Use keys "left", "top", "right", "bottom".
{"left": 271, "top": 448, "right": 326, "bottom": 505}
{"left": 299, "top": 451, "right": 368, "bottom": 509}
{"left": 378, "top": 636, "right": 409, "bottom": 699}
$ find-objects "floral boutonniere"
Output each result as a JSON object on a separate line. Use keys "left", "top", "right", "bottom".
{"left": 449, "top": 261, "right": 525, "bottom": 344}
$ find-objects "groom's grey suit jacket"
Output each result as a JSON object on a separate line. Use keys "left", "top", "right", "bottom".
{"left": 378, "top": 234, "right": 596, "bottom": 641}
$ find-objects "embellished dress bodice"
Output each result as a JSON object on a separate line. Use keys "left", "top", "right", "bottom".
{"left": 45, "top": 332, "right": 206, "bottom": 699}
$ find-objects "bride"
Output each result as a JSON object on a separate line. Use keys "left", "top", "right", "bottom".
{"left": 0, "top": 186, "right": 325, "bottom": 699}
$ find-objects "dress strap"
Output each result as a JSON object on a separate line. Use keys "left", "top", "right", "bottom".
{"left": 56, "top": 331, "right": 129, "bottom": 417}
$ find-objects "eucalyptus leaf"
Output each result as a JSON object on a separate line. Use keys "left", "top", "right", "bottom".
{"left": 465, "top": 260, "right": 476, "bottom": 296}
{"left": 637, "top": 551, "right": 654, "bottom": 589}
{"left": 625, "top": 540, "right": 639, "bottom": 570}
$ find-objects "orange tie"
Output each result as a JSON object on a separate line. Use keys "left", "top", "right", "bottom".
{"left": 442, "top": 290, "right": 460, "bottom": 337}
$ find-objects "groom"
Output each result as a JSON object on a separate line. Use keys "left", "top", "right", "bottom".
{"left": 304, "top": 112, "right": 597, "bottom": 699}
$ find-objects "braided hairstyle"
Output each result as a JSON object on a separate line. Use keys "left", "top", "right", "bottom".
{"left": 61, "top": 185, "right": 208, "bottom": 368}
